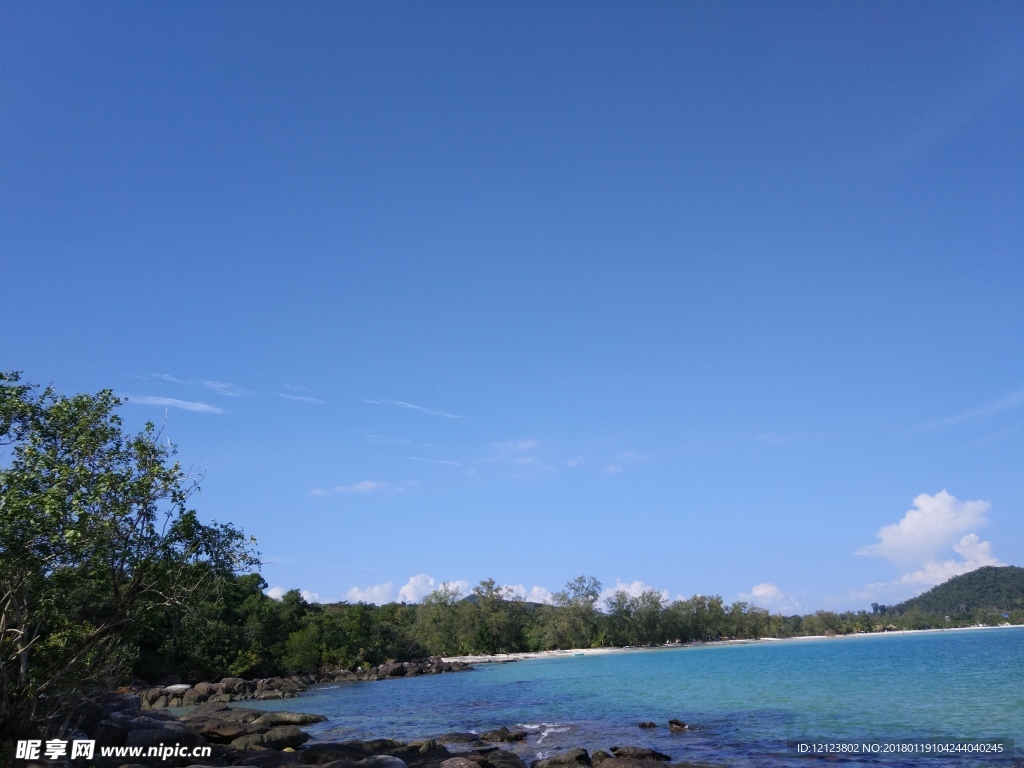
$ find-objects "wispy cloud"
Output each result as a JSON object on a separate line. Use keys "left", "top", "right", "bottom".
{"left": 144, "top": 373, "right": 248, "bottom": 398}
{"left": 202, "top": 380, "right": 247, "bottom": 397}
{"left": 363, "top": 398, "right": 466, "bottom": 419}
{"left": 566, "top": 456, "right": 586, "bottom": 468}
{"left": 310, "top": 480, "right": 416, "bottom": 496}
{"left": 604, "top": 451, "right": 649, "bottom": 474}
{"left": 410, "top": 456, "right": 461, "bottom": 466}
{"left": 279, "top": 393, "right": 326, "bottom": 404}
{"left": 126, "top": 395, "right": 224, "bottom": 413}
{"left": 920, "top": 389, "right": 1024, "bottom": 430}
{"left": 360, "top": 433, "right": 412, "bottom": 446}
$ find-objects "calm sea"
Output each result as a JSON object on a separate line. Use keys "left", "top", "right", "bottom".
{"left": 241, "top": 627, "right": 1024, "bottom": 766}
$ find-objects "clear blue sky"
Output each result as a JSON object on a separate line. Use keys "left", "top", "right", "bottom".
{"left": 3, "top": 2, "right": 1022, "bottom": 611}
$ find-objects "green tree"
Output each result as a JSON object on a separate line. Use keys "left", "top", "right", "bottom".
{"left": 0, "top": 373, "right": 258, "bottom": 744}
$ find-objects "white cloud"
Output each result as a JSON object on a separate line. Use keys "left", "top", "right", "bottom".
{"left": 203, "top": 380, "right": 247, "bottom": 397}
{"left": 566, "top": 456, "right": 586, "bottom": 468}
{"left": 310, "top": 480, "right": 415, "bottom": 495}
{"left": 504, "top": 584, "right": 555, "bottom": 604}
{"left": 411, "top": 456, "right": 461, "bottom": 466}
{"left": 398, "top": 574, "right": 436, "bottom": 603}
{"left": 739, "top": 582, "right": 801, "bottom": 613}
{"left": 855, "top": 490, "right": 991, "bottom": 565}
{"left": 301, "top": 589, "right": 321, "bottom": 603}
{"left": 600, "top": 580, "right": 669, "bottom": 604}
{"left": 856, "top": 490, "right": 1004, "bottom": 591}
{"left": 363, "top": 398, "right": 465, "bottom": 419}
{"left": 126, "top": 395, "right": 224, "bottom": 413}
{"left": 265, "top": 586, "right": 286, "bottom": 600}
{"left": 345, "top": 582, "right": 395, "bottom": 604}
{"left": 899, "top": 534, "right": 1005, "bottom": 586}
{"left": 279, "top": 393, "right": 326, "bottom": 404}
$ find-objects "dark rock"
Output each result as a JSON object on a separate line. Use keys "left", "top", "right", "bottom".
{"left": 101, "top": 694, "right": 142, "bottom": 718}
{"left": 253, "top": 712, "right": 328, "bottom": 727}
{"left": 300, "top": 742, "right": 375, "bottom": 764}
{"left": 125, "top": 723, "right": 209, "bottom": 749}
{"left": 608, "top": 748, "right": 670, "bottom": 761}
{"left": 92, "top": 720, "right": 129, "bottom": 747}
{"left": 193, "top": 682, "right": 215, "bottom": 697}
{"left": 590, "top": 753, "right": 612, "bottom": 766}
{"left": 187, "top": 717, "right": 256, "bottom": 743}
{"left": 436, "top": 734, "right": 481, "bottom": 744}
{"left": 441, "top": 760, "right": 482, "bottom": 768}
{"left": 484, "top": 753, "right": 527, "bottom": 768}
{"left": 182, "top": 702, "right": 231, "bottom": 720}
{"left": 261, "top": 726, "right": 311, "bottom": 750}
{"left": 530, "top": 748, "right": 590, "bottom": 768}
{"left": 637, "top": 723, "right": 656, "bottom": 730}
{"left": 593, "top": 760, "right": 671, "bottom": 768}
{"left": 479, "top": 728, "right": 526, "bottom": 743}
{"left": 231, "top": 725, "right": 310, "bottom": 750}
{"left": 366, "top": 740, "right": 406, "bottom": 753}
{"left": 667, "top": 720, "right": 687, "bottom": 733}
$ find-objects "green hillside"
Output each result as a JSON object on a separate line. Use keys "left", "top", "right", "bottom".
{"left": 888, "top": 565, "right": 1024, "bottom": 616}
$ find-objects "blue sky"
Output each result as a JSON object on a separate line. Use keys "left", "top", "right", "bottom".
{"left": 3, "top": 2, "right": 1022, "bottom": 612}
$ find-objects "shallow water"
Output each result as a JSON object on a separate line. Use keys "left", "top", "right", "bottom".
{"left": 239, "top": 627, "right": 1024, "bottom": 766}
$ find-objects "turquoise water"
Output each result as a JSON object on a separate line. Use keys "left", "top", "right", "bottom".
{"left": 241, "top": 627, "right": 1024, "bottom": 766}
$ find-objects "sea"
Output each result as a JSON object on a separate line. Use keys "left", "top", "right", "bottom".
{"left": 238, "top": 626, "right": 1024, "bottom": 767}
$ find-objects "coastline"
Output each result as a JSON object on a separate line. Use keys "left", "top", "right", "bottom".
{"left": 441, "top": 622, "right": 1024, "bottom": 664}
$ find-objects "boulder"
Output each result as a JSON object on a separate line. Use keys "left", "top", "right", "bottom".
{"left": 593, "top": 760, "right": 670, "bottom": 768}
{"left": 231, "top": 725, "right": 310, "bottom": 751}
{"left": 637, "top": 723, "right": 656, "bottom": 729}
{"left": 484, "top": 753, "right": 528, "bottom": 768}
{"left": 530, "top": 748, "right": 590, "bottom": 768}
{"left": 608, "top": 748, "right": 670, "bottom": 761}
{"left": 300, "top": 742, "right": 375, "bottom": 764}
{"left": 436, "top": 734, "right": 480, "bottom": 744}
{"left": 479, "top": 727, "right": 526, "bottom": 743}
{"left": 590, "top": 753, "right": 612, "bottom": 766}
{"left": 193, "top": 681, "right": 216, "bottom": 697}
{"left": 441, "top": 760, "right": 482, "bottom": 768}
{"left": 667, "top": 719, "right": 687, "bottom": 733}
{"left": 92, "top": 720, "right": 129, "bottom": 747}
{"left": 253, "top": 711, "right": 328, "bottom": 727}
{"left": 125, "top": 722, "right": 209, "bottom": 749}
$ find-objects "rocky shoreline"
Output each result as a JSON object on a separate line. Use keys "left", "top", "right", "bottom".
{"left": 53, "top": 695, "right": 723, "bottom": 768}
{"left": 125, "top": 658, "right": 473, "bottom": 709}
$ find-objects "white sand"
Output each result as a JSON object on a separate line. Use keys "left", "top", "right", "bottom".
{"left": 441, "top": 623, "right": 1024, "bottom": 664}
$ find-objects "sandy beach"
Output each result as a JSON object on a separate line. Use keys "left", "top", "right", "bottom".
{"left": 441, "top": 622, "right": 1024, "bottom": 664}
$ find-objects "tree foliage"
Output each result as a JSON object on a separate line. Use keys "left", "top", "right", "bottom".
{"left": 0, "top": 373, "right": 258, "bottom": 742}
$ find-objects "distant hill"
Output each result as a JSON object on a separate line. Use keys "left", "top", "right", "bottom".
{"left": 888, "top": 565, "right": 1024, "bottom": 616}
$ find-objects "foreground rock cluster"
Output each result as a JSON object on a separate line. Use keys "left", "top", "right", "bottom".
{"left": 129, "top": 659, "right": 472, "bottom": 708}
{"left": 58, "top": 693, "right": 721, "bottom": 768}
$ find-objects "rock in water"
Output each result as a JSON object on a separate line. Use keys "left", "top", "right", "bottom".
{"left": 530, "top": 748, "right": 591, "bottom": 768}
{"left": 668, "top": 719, "right": 687, "bottom": 733}
{"left": 608, "top": 747, "right": 670, "bottom": 761}
{"left": 638, "top": 722, "right": 657, "bottom": 729}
